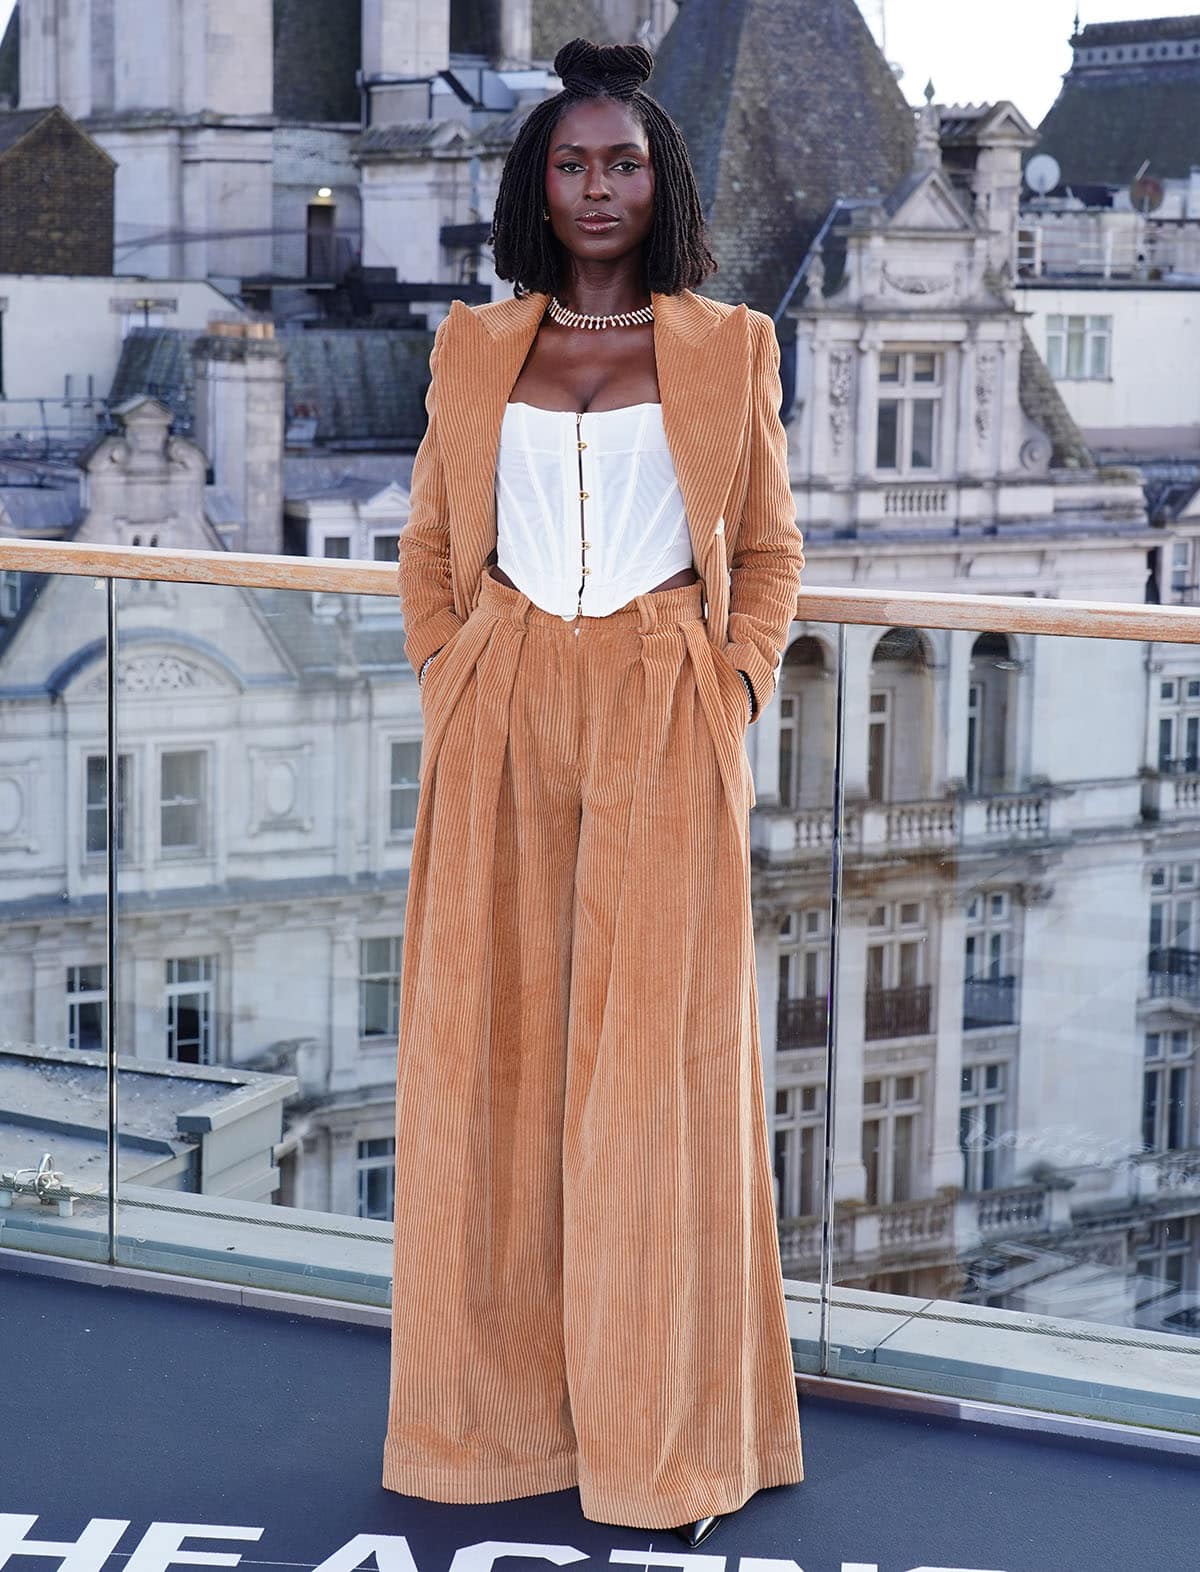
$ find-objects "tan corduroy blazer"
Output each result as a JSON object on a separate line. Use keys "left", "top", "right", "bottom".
{"left": 397, "top": 286, "right": 805, "bottom": 721}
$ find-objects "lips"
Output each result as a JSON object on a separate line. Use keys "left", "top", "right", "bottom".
{"left": 576, "top": 214, "right": 620, "bottom": 230}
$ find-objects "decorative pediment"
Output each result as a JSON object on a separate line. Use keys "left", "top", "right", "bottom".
{"left": 971, "top": 101, "right": 1039, "bottom": 146}
{"left": 359, "top": 482, "right": 411, "bottom": 517}
{"left": 77, "top": 649, "right": 236, "bottom": 698}
{"left": 885, "top": 168, "right": 975, "bottom": 234}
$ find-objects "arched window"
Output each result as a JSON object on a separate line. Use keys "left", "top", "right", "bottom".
{"left": 868, "top": 629, "right": 933, "bottom": 803}
{"left": 967, "top": 633, "right": 1017, "bottom": 794}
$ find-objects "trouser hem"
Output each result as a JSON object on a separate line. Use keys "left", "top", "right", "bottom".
{"left": 381, "top": 1438, "right": 804, "bottom": 1527}
{"left": 381, "top": 1442, "right": 579, "bottom": 1504}
{"left": 579, "top": 1444, "right": 805, "bottom": 1530}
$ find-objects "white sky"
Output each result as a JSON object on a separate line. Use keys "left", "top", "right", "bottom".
{"left": 854, "top": 0, "right": 1200, "bottom": 124}
{"left": 1, "top": 0, "right": 1197, "bottom": 127}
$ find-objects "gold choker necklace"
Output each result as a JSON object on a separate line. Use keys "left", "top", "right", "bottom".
{"left": 547, "top": 295, "right": 654, "bottom": 330}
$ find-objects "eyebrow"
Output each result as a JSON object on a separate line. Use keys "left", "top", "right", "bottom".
{"left": 551, "top": 142, "right": 646, "bottom": 154}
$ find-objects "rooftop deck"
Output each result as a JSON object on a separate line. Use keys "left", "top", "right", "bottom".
{"left": 3, "top": 1254, "right": 1198, "bottom": 1568}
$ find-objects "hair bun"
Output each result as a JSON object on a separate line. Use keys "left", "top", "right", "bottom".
{"left": 553, "top": 38, "right": 653, "bottom": 101}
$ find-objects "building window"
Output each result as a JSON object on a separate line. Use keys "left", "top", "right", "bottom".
{"left": 875, "top": 349, "right": 943, "bottom": 473}
{"left": 85, "top": 752, "right": 132, "bottom": 857}
{"left": 1132, "top": 1217, "right": 1194, "bottom": 1328}
{"left": 865, "top": 900, "right": 931, "bottom": 1040}
{"left": 0, "top": 570, "right": 19, "bottom": 618}
{"left": 960, "top": 1060, "right": 1010, "bottom": 1191}
{"left": 1148, "top": 863, "right": 1200, "bottom": 1000}
{"left": 357, "top": 1135, "right": 395, "bottom": 1221}
{"left": 1143, "top": 1031, "right": 1195, "bottom": 1152}
{"left": 1156, "top": 677, "right": 1200, "bottom": 772}
{"left": 165, "top": 955, "right": 217, "bottom": 1064}
{"left": 773, "top": 1082, "right": 825, "bottom": 1218}
{"left": 1045, "top": 314, "right": 1111, "bottom": 380}
{"left": 66, "top": 963, "right": 106, "bottom": 1052}
{"left": 322, "top": 536, "right": 351, "bottom": 559}
{"left": 963, "top": 890, "right": 1018, "bottom": 1030}
{"left": 160, "top": 749, "right": 206, "bottom": 853}
{"left": 1169, "top": 541, "right": 1197, "bottom": 604}
{"left": 862, "top": 1071, "right": 922, "bottom": 1204}
{"left": 360, "top": 936, "right": 402, "bottom": 1038}
{"left": 389, "top": 741, "right": 421, "bottom": 835}
{"left": 372, "top": 533, "right": 400, "bottom": 563}
{"left": 776, "top": 908, "right": 829, "bottom": 1050}
{"left": 867, "top": 689, "right": 890, "bottom": 801}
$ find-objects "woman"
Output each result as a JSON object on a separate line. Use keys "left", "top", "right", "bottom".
{"left": 382, "top": 36, "right": 805, "bottom": 1544}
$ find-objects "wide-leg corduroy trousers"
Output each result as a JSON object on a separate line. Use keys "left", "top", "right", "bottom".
{"left": 382, "top": 566, "right": 805, "bottom": 1529}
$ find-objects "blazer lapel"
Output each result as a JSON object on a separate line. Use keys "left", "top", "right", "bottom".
{"left": 434, "top": 287, "right": 752, "bottom": 620}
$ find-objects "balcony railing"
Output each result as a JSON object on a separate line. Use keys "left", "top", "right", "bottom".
{"left": 777, "top": 994, "right": 828, "bottom": 1050}
{"left": 963, "top": 974, "right": 1018, "bottom": 1030}
{"left": 5, "top": 537, "right": 1200, "bottom": 1437}
{"left": 864, "top": 982, "right": 933, "bottom": 1040}
{"left": 1146, "top": 947, "right": 1200, "bottom": 1000}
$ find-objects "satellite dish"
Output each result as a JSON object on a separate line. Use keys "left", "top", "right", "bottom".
{"left": 1131, "top": 174, "right": 1165, "bottom": 213}
{"left": 1024, "top": 154, "right": 1061, "bottom": 196}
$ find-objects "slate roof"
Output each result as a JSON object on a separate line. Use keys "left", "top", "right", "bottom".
{"left": 110, "top": 326, "right": 437, "bottom": 450}
{"left": 1017, "top": 325, "right": 1093, "bottom": 470}
{"left": 273, "top": 0, "right": 362, "bottom": 123}
{"left": 1037, "top": 18, "right": 1200, "bottom": 185}
{"left": 531, "top": 0, "right": 616, "bottom": 60}
{"left": 0, "top": 479, "right": 82, "bottom": 533}
{"left": 646, "top": 0, "right": 915, "bottom": 315}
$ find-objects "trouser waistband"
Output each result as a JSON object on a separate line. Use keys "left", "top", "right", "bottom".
{"left": 475, "top": 568, "right": 705, "bottom": 633}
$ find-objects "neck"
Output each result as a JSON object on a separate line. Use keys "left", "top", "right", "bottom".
{"left": 555, "top": 258, "right": 649, "bottom": 316}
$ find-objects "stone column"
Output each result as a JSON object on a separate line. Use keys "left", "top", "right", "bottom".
{"left": 832, "top": 901, "right": 868, "bottom": 1202}
{"left": 328, "top": 923, "right": 360, "bottom": 1095}
{"left": 929, "top": 888, "right": 967, "bottom": 1193}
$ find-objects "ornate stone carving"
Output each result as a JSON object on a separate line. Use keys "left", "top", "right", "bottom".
{"left": 81, "top": 653, "right": 223, "bottom": 697}
{"left": 881, "top": 264, "right": 952, "bottom": 296}
{"left": 828, "top": 348, "right": 853, "bottom": 457}
{"left": 974, "top": 349, "right": 999, "bottom": 445}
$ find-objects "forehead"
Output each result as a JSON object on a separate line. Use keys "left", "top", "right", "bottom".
{"left": 549, "top": 98, "right": 649, "bottom": 153}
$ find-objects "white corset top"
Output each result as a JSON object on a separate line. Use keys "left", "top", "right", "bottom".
{"left": 494, "top": 401, "right": 695, "bottom": 620}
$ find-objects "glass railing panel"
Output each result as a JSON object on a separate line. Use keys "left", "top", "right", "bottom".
{"left": 111, "top": 577, "right": 410, "bottom": 1300}
{"left": 760, "top": 617, "right": 840, "bottom": 1373}
{"left": 0, "top": 569, "right": 113, "bottom": 1265}
{"left": 826, "top": 622, "right": 1200, "bottom": 1432}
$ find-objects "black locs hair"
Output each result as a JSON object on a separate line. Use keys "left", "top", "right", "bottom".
{"left": 488, "top": 38, "right": 718, "bottom": 298}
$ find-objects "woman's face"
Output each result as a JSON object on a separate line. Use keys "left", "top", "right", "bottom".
{"left": 543, "top": 98, "right": 655, "bottom": 269}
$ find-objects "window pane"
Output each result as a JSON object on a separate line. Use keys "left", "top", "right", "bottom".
{"left": 1065, "top": 319, "right": 1086, "bottom": 377}
{"left": 910, "top": 400, "right": 936, "bottom": 468}
{"left": 323, "top": 537, "right": 351, "bottom": 559}
{"left": 879, "top": 352, "right": 900, "bottom": 383}
{"left": 876, "top": 400, "right": 899, "bottom": 468}
{"left": 912, "top": 352, "right": 938, "bottom": 382}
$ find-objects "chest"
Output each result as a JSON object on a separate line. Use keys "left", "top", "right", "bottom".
{"left": 505, "top": 323, "right": 660, "bottom": 412}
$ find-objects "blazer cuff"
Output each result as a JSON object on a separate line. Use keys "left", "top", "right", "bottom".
{"left": 405, "top": 607, "right": 466, "bottom": 678}
{"left": 720, "top": 640, "right": 779, "bottom": 723}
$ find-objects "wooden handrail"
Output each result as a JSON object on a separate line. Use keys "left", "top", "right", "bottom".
{"left": 2, "top": 536, "right": 1199, "bottom": 644}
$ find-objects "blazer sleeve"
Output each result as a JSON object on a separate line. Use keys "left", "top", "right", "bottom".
{"left": 397, "top": 312, "right": 468, "bottom": 676}
{"left": 717, "top": 308, "right": 805, "bottom": 723}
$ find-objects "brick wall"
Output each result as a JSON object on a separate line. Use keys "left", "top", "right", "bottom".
{"left": 0, "top": 110, "right": 114, "bottom": 275}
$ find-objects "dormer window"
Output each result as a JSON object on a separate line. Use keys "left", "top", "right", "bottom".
{"left": 876, "top": 349, "right": 943, "bottom": 474}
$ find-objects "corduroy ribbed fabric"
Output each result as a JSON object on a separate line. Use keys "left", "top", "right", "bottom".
{"left": 382, "top": 565, "right": 805, "bottom": 1530}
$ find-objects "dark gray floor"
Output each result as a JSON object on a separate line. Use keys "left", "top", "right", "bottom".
{"left": 1, "top": 1266, "right": 1196, "bottom": 1569}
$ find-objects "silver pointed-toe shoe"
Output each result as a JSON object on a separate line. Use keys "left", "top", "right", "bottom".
{"left": 672, "top": 1513, "right": 726, "bottom": 1546}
